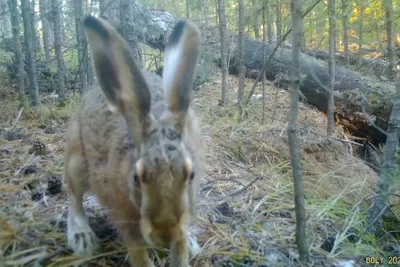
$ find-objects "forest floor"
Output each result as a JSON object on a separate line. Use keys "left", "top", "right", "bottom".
{"left": 0, "top": 72, "right": 393, "bottom": 267}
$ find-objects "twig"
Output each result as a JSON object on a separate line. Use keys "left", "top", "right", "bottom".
{"left": 342, "top": 129, "right": 354, "bottom": 154}
{"left": 364, "top": 203, "right": 394, "bottom": 234}
{"left": 366, "top": 193, "right": 400, "bottom": 202}
{"left": 271, "top": 76, "right": 281, "bottom": 124}
{"left": 33, "top": 246, "right": 67, "bottom": 266}
{"left": 201, "top": 178, "right": 246, "bottom": 192}
{"left": 223, "top": 175, "right": 263, "bottom": 199}
{"left": 330, "top": 137, "right": 363, "bottom": 147}
{"left": 7, "top": 107, "right": 23, "bottom": 131}
{"left": 280, "top": 122, "right": 288, "bottom": 137}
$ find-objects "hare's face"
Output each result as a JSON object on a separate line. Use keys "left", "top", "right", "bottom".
{"left": 84, "top": 16, "right": 201, "bottom": 247}
{"left": 134, "top": 125, "right": 194, "bottom": 246}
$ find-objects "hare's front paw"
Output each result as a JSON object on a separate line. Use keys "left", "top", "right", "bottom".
{"left": 68, "top": 230, "right": 99, "bottom": 257}
{"left": 67, "top": 215, "right": 99, "bottom": 257}
{"left": 187, "top": 232, "right": 201, "bottom": 258}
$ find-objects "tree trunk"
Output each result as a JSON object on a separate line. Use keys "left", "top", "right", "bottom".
{"left": 266, "top": 0, "right": 272, "bottom": 44}
{"left": 383, "top": 0, "right": 395, "bottom": 80}
{"left": 120, "top": 0, "right": 142, "bottom": 68}
{"left": 302, "top": 48, "right": 389, "bottom": 78}
{"left": 60, "top": 5, "right": 66, "bottom": 43}
{"left": 52, "top": 0, "right": 66, "bottom": 99}
{"left": 357, "top": 3, "right": 364, "bottom": 67}
{"left": 202, "top": 0, "right": 209, "bottom": 25}
{"left": 238, "top": 0, "right": 245, "bottom": 106}
{"left": 261, "top": 1, "right": 266, "bottom": 123}
{"left": 74, "top": 0, "right": 87, "bottom": 93}
{"left": 289, "top": 0, "right": 308, "bottom": 263}
{"left": 312, "top": 9, "right": 317, "bottom": 46}
{"left": 0, "top": 2, "right": 12, "bottom": 38}
{"left": 186, "top": 0, "right": 190, "bottom": 18}
{"left": 232, "top": 36, "right": 395, "bottom": 143}
{"left": 327, "top": 0, "right": 335, "bottom": 136}
{"left": 218, "top": 0, "right": 228, "bottom": 106}
{"left": 8, "top": 0, "right": 26, "bottom": 105}
{"left": 252, "top": 0, "right": 259, "bottom": 39}
{"left": 30, "top": 0, "right": 41, "bottom": 54}
{"left": 275, "top": 0, "right": 281, "bottom": 42}
{"left": 21, "top": 0, "right": 40, "bottom": 106}
{"left": 341, "top": 0, "right": 349, "bottom": 65}
{"left": 308, "top": 11, "right": 314, "bottom": 46}
{"left": 300, "top": 16, "right": 305, "bottom": 51}
{"left": 39, "top": 0, "right": 51, "bottom": 61}
{"left": 367, "top": 66, "right": 400, "bottom": 234}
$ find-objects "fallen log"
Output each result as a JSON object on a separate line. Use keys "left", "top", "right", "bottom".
{"left": 112, "top": 5, "right": 396, "bottom": 145}
{"left": 228, "top": 37, "right": 396, "bottom": 144}
{"left": 300, "top": 48, "right": 390, "bottom": 80}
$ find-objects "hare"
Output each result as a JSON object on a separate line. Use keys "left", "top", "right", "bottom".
{"left": 64, "top": 15, "right": 205, "bottom": 267}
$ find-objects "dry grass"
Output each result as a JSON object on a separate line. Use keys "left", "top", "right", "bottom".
{"left": 0, "top": 73, "right": 395, "bottom": 267}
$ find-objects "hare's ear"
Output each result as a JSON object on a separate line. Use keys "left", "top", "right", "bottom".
{"left": 162, "top": 20, "right": 201, "bottom": 131}
{"left": 83, "top": 16, "right": 152, "bottom": 144}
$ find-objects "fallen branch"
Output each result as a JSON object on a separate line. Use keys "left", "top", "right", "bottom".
{"left": 244, "top": 0, "right": 322, "bottom": 106}
{"left": 224, "top": 175, "right": 263, "bottom": 199}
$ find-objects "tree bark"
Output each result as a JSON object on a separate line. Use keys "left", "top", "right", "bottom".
{"left": 357, "top": 3, "right": 364, "bottom": 67}
{"left": 0, "top": 1, "right": 12, "bottom": 38}
{"left": 301, "top": 48, "right": 389, "bottom": 78}
{"left": 8, "top": 0, "right": 26, "bottom": 105}
{"left": 261, "top": 1, "right": 266, "bottom": 123}
{"left": 218, "top": 0, "right": 228, "bottom": 105}
{"left": 30, "top": 0, "right": 41, "bottom": 54}
{"left": 21, "top": 0, "right": 40, "bottom": 106}
{"left": 266, "top": 0, "right": 272, "bottom": 44}
{"left": 52, "top": 0, "right": 66, "bottom": 99}
{"left": 289, "top": 0, "right": 309, "bottom": 262}
{"left": 120, "top": 0, "right": 142, "bottom": 68}
{"left": 238, "top": 0, "right": 245, "bottom": 106}
{"left": 39, "top": 0, "right": 51, "bottom": 61}
{"left": 341, "top": 0, "right": 349, "bottom": 65}
{"left": 186, "top": 0, "right": 190, "bottom": 18}
{"left": 252, "top": 0, "right": 259, "bottom": 39}
{"left": 60, "top": 8, "right": 66, "bottom": 43}
{"left": 74, "top": 0, "right": 87, "bottom": 93}
{"left": 327, "top": 0, "right": 335, "bottom": 136}
{"left": 300, "top": 16, "right": 305, "bottom": 51}
{"left": 367, "top": 65, "right": 400, "bottom": 234}
{"left": 275, "top": 0, "right": 281, "bottom": 42}
{"left": 202, "top": 0, "right": 209, "bottom": 25}
{"left": 308, "top": 10, "right": 314, "bottom": 46}
{"left": 383, "top": 0, "right": 395, "bottom": 80}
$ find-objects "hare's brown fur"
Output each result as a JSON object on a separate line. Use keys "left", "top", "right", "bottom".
{"left": 65, "top": 16, "right": 205, "bottom": 267}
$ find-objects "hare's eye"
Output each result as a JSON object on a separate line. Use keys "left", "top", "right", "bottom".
{"left": 189, "top": 171, "right": 195, "bottom": 181}
{"left": 133, "top": 173, "right": 140, "bottom": 185}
